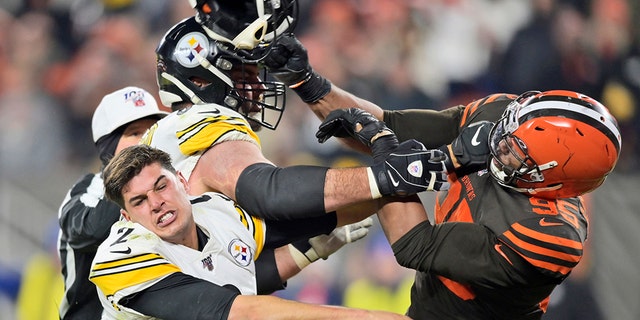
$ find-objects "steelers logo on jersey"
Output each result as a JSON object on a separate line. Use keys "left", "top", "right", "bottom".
{"left": 175, "top": 32, "right": 210, "bottom": 68}
{"left": 228, "top": 238, "right": 252, "bottom": 267}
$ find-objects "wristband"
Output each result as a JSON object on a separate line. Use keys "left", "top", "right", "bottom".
{"left": 439, "top": 145, "right": 456, "bottom": 173}
{"left": 366, "top": 167, "right": 383, "bottom": 199}
{"left": 292, "top": 71, "right": 332, "bottom": 103}
{"left": 287, "top": 243, "right": 319, "bottom": 269}
{"left": 288, "top": 73, "right": 313, "bottom": 89}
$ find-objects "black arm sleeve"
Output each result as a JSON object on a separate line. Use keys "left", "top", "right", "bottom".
{"left": 383, "top": 106, "right": 464, "bottom": 148}
{"left": 254, "top": 248, "right": 286, "bottom": 294}
{"left": 121, "top": 273, "right": 239, "bottom": 320}
{"left": 235, "top": 163, "right": 328, "bottom": 220}
{"left": 254, "top": 213, "right": 338, "bottom": 294}
{"left": 263, "top": 212, "right": 337, "bottom": 248}
{"left": 58, "top": 173, "right": 121, "bottom": 251}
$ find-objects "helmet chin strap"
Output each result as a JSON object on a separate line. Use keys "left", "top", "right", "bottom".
{"left": 520, "top": 184, "right": 563, "bottom": 195}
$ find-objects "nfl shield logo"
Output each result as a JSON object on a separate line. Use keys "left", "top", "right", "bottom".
{"left": 228, "top": 239, "right": 252, "bottom": 267}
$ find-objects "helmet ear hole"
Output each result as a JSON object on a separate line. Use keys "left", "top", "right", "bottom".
{"left": 224, "top": 95, "right": 240, "bottom": 109}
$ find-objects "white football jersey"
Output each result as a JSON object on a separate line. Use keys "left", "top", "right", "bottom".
{"left": 140, "top": 103, "right": 261, "bottom": 180}
{"left": 90, "top": 192, "right": 267, "bottom": 319}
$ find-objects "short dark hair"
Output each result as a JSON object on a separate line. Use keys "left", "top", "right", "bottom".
{"left": 103, "top": 144, "right": 176, "bottom": 208}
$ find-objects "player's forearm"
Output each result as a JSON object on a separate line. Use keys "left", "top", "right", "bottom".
{"left": 383, "top": 106, "right": 463, "bottom": 148}
{"left": 229, "top": 295, "right": 410, "bottom": 320}
{"left": 377, "top": 196, "right": 428, "bottom": 245}
{"left": 308, "top": 84, "right": 384, "bottom": 121}
{"left": 274, "top": 245, "right": 302, "bottom": 282}
{"left": 323, "top": 167, "right": 375, "bottom": 213}
{"left": 335, "top": 200, "right": 378, "bottom": 227}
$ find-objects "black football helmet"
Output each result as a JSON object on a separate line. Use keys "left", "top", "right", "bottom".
{"left": 156, "top": 16, "right": 286, "bottom": 130}
{"left": 188, "top": 0, "right": 298, "bottom": 61}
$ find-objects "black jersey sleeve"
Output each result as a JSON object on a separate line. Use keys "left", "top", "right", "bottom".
{"left": 254, "top": 248, "right": 287, "bottom": 294}
{"left": 121, "top": 272, "right": 238, "bottom": 320}
{"left": 58, "top": 173, "right": 121, "bottom": 251}
{"left": 383, "top": 93, "right": 515, "bottom": 149}
{"left": 392, "top": 221, "right": 540, "bottom": 288}
{"left": 383, "top": 106, "right": 464, "bottom": 148}
{"left": 263, "top": 212, "right": 337, "bottom": 248}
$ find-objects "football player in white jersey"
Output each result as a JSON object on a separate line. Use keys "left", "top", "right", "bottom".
{"left": 143, "top": 16, "right": 448, "bottom": 228}
{"left": 90, "top": 144, "right": 410, "bottom": 320}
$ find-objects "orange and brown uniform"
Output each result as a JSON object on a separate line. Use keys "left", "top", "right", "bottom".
{"left": 383, "top": 94, "right": 587, "bottom": 319}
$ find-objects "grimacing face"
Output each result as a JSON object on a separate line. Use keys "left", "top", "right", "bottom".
{"left": 120, "top": 162, "right": 196, "bottom": 247}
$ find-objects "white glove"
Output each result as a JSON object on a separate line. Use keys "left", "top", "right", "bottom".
{"left": 288, "top": 217, "right": 374, "bottom": 269}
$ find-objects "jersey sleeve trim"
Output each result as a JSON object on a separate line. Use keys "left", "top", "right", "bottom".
{"left": 177, "top": 116, "right": 260, "bottom": 156}
{"left": 235, "top": 203, "right": 266, "bottom": 259}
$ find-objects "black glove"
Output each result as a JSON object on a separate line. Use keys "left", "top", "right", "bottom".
{"left": 260, "top": 34, "right": 331, "bottom": 103}
{"left": 441, "top": 121, "right": 494, "bottom": 174}
{"left": 316, "top": 108, "right": 399, "bottom": 162}
{"left": 371, "top": 140, "right": 450, "bottom": 196}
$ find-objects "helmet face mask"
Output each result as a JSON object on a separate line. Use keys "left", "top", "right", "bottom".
{"left": 156, "top": 17, "right": 286, "bottom": 130}
{"left": 488, "top": 90, "right": 622, "bottom": 199}
{"left": 190, "top": 0, "right": 298, "bottom": 60}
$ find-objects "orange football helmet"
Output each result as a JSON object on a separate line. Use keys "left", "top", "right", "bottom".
{"left": 488, "top": 90, "right": 622, "bottom": 199}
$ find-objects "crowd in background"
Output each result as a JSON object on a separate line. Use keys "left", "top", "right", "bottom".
{"left": 0, "top": 0, "right": 639, "bottom": 319}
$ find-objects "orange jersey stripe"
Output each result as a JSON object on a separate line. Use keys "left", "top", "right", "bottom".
{"left": 513, "top": 251, "right": 573, "bottom": 275}
{"left": 459, "top": 100, "right": 481, "bottom": 127}
{"left": 503, "top": 230, "right": 581, "bottom": 263}
{"left": 511, "top": 223, "right": 582, "bottom": 250}
{"left": 438, "top": 276, "right": 476, "bottom": 300}
{"left": 435, "top": 180, "right": 464, "bottom": 224}
{"left": 459, "top": 93, "right": 514, "bottom": 127}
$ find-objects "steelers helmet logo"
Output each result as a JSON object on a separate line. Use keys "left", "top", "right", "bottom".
{"left": 228, "top": 239, "right": 252, "bottom": 267}
{"left": 175, "top": 32, "right": 210, "bottom": 68}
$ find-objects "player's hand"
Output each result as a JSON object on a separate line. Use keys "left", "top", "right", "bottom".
{"left": 371, "top": 140, "right": 450, "bottom": 196}
{"left": 260, "top": 34, "right": 311, "bottom": 86}
{"left": 316, "top": 108, "right": 399, "bottom": 162}
{"left": 442, "top": 121, "right": 494, "bottom": 174}
{"left": 288, "top": 218, "right": 373, "bottom": 269}
{"left": 259, "top": 34, "right": 331, "bottom": 103}
{"left": 316, "top": 108, "right": 387, "bottom": 144}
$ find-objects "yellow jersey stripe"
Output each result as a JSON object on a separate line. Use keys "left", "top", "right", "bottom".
{"left": 91, "top": 259, "right": 180, "bottom": 296}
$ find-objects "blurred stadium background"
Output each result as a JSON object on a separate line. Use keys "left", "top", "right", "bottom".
{"left": 1, "top": 0, "right": 639, "bottom": 319}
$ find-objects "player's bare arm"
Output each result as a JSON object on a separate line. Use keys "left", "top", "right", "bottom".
{"left": 229, "top": 295, "right": 411, "bottom": 320}
{"left": 376, "top": 196, "right": 428, "bottom": 245}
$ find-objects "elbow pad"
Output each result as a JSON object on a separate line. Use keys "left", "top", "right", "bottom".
{"left": 236, "top": 163, "right": 328, "bottom": 220}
